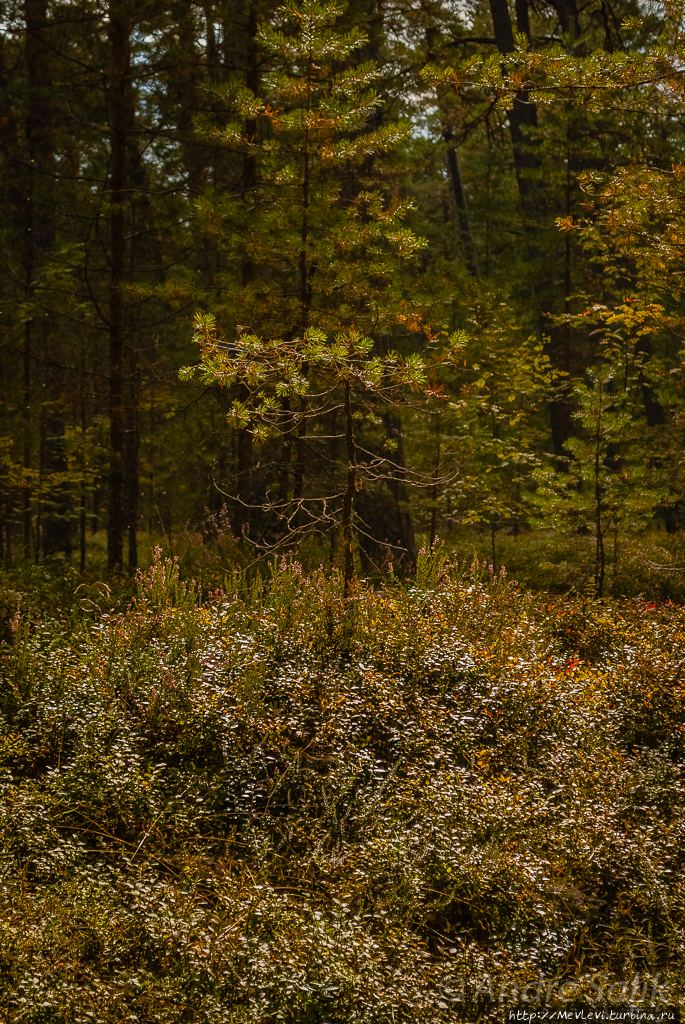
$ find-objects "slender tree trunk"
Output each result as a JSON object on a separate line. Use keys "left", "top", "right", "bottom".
{"left": 22, "top": 299, "right": 32, "bottom": 560}
{"left": 22, "top": 0, "right": 52, "bottom": 559}
{"left": 548, "top": 145, "right": 574, "bottom": 457}
{"left": 596, "top": 501, "right": 605, "bottom": 597}
{"left": 425, "top": 30, "right": 478, "bottom": 277}
{"left": 342, "top": 380, "right": 356, "bottom": 598}
{"left": 443, "top": 131, "right": 478, "bottom": 277}
{"left": 175, "top": 2, "right": 205, "bottom": 191}
{"left": 383, "top": 410, "right": 417, "bottom": 567}
{"left": 235, "top": 1, "right": 259, "bottom": 538}
{"left": 277, "top": 398, "right": 291, "bottom": 510}
{"left": 123, "top": 134, "right": 144, "bottom": 571}
{"left": 124, "top": 345, "right": 139, "bottom": 571}
{"left": 330, "top": 405, "right": 338, "bottom": 561}
{"left": 25, "top": 0, "right": 67, "bottom": 557}
{"left": 595, "top": 381, "right": 604, "bottom": 597}
{"left": 106, "top": 7, "right": 130, "bottom": 574}
{"left": 292, "top": 51, "right": 313, "bottom": 532}
{"left": 80, "top": 355, "right": 87, "bottom": 573}
{"left": 489, "top": 0, "right": 576, "bottom": 457}
{"left": 488, "top": 0, "right": 539, "bottom": 207}
{"left": 429, "top": 417, "right": 440, "bottom": 548}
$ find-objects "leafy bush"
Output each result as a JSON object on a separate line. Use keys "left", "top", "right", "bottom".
{"left": 446, "top": 527, "right": 685, "bottom": 602}
{"left": 1, "top": 549, "right": 684, "bottom": 1021}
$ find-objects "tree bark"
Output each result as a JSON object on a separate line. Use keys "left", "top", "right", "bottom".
{"left": 292, "top": 35, "right": 314, "bottom": 533}
{"left": 23, "top": 274, "right": 32, "bottom": 560}
{"left": 425, "top": 30, "right": 479, "bottom": 277}
{"left": 342, "top": 380, "right": 356, "bottom": 598}
{"left": 549, "top": 0, "right": 578, "bottom": 36}
{"left": 235, "top": 1, "right": 259, "bottom": 538}
{"left": 174, "top": 3, "right": 205, "bottom": 192}
{"left": 594, "top": 380, "right": 604, "bottom": 597}
{"left": 515, "top": 0, "right": 531, "bottom": 40}
{"left": 443, "top": 130, "right": 478, "bottom": 276}
{"left": 429, "top": 417, "right": 440, "bottom": 548}
{"left": 383, "top": 410, "right": 417, "bottom": 568}
{"left": 124, "top": 344, "right": 139, "bottom": 571}
{"left": 488, "top": 0, "right": 539, "bottom": 206}
{"left": 489, "top": 0, "right": 577, "bottom": 457}
{"left": 22, "top": 0, "right": 54, "bottom": 560}
{"left": 106, "top": 6, "right": 130, "bottom": 574}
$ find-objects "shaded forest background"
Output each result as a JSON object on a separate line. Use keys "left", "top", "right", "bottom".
{"left": 2, "top": 0, "right": 685, "bottom": 597}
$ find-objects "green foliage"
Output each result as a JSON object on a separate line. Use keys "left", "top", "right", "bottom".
{"left": 534, "top": 357, "right": 669, "bottom": 595}
{"left": 193, "top": 0, "right": 427, "bottom": 345}
{"left": 440, "top": 297, "right": 554, "bottom": 556}
{"left": 5, "top": 0, "right": 685, "bottom": 583}
{"left": 2, "top": 561, "right": 685, "bottom": 1020}
{"left": 188, "top": 318, "right": 429, "bottom": 442}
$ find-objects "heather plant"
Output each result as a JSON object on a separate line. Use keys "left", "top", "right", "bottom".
{"left": 1, "top": 555, "right": 685, "bottom": 1022}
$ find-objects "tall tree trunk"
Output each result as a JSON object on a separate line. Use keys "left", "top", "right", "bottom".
{"left": 329, "top": 405, "right": 338, "bottom": 562}
{"left": 383, "top": 411, "right": 417, "bottom": 568}
{"left": 277, "top": 398, "right": 291, "bottom": 511}
{"left": 425, "top": 28, "right": 479, "bottom": 278}
{"left": 594, "top": 381, "right": 604, "bottom": 597}
{"left": 488, "top": 0, "right": 539, "bottom": 208}
{"left": 106, "top": 6, "right": 130, "bottom": 574}
{"left": 124, "top": 137, "right": 145, "bottom": 572}
{"left": 489, "top": 0, "right": 575, "bottom": 456}
{"left": 25, "top": 1, "right": 67, "bottom": 558}
{"left": 292, "top": 43, "right": 314, "bottom": 534}
{"left": 342, "top": 380, "right": 356, "bottom": 598}
{"left": 22, "top": 276, "right": 32, "bottom": 560}
{"left": 550, "top": 0, "right": 578, "bottom": 37}
{"left": 174, "top": 3, "right": 205, "bottom": 193}
{"left": 80, "top": 343, "right": 87, "bottom": 573}
{"left": 515, "top": 0, "right": 531, "bottom": 40}
{"left": 443, "top": 130, "right": 478, "bottom": 276}
{"left": 429, "top": 417, "right": 440, "bottom": 548}
{"left": 235, "top": 0, "right": 259, "bottom": 538}
{"left": 124, "top": 345, "right": 139, "bottom": 571}
{"left": 22, "top": 0, "right": 52, "bottom": 559}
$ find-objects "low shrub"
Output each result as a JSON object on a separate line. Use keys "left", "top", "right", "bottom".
{"left": 0, "top": 549, "right": 684, "bottom": 1021}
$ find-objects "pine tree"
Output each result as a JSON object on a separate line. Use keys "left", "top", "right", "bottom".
{"left": 186, "top": 0, "right": 438, "bottom": 593}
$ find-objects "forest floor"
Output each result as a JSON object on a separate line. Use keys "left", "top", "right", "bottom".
{"left": 0, "top": 550, "right": 684, "bottom": 1022}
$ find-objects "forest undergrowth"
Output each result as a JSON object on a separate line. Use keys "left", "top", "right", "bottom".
{"left": 1, "top": 548, "right": 684, "bottom": 1022}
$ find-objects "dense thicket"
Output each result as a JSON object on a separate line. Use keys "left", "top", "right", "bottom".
{"left": 2, "top": 0, "right": 685, "bottom": 593}
{"left": 1, "top": 552, "right": 684, "bottom": 1020}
